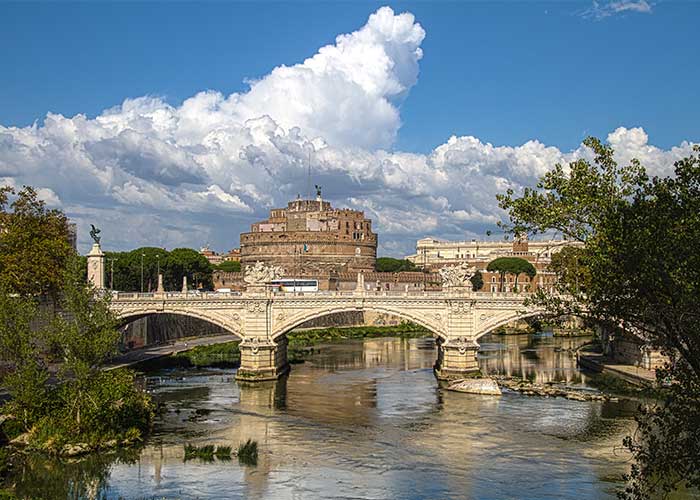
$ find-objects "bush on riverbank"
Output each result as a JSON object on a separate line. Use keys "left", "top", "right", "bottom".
{"left": 0, "top": 260, "right": 154, "bottom": 457}
{"left": 147, "top": 342, "right": 242, "bottom": 370}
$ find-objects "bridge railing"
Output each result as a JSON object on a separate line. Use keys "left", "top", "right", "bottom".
{"left": 110, "top": 289, "right": 533, "bottom": 302}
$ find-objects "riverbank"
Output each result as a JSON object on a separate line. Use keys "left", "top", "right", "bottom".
{"left": 576, "top": 351, "right": 656, "bottom": 386}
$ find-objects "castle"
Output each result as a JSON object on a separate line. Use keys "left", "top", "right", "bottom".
{"left": 239, "top": 189, "right": 377, "bottom": 274}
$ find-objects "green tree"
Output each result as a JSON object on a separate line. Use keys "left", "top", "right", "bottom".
{"left": 375, "top": 257, "right": 417, "bottom": 272}
{"left": 470, "top": 270, "right": 484, "bottom": 292}
{"left": 486, "top": 257, "right": 536, "bottom": 292}
{"left": 498, "top": 138, "right": 700, "bottom": 498}
{"left": 0, "top": 291, "right": 53, "bottom": 430}
{"left": 0, "top": 257, "right": 153, "bottom": 447}
{"left": 0, "top": 186, "right": 74, "bottom": 298}
{"left": 164, "top": 248, "right": 213, "bottom": 290}
{"left": 0, "top": 188, "right": 153, "bottom": 453}
{"left": 215, "top": 260, "right": 241, "bottom": 273}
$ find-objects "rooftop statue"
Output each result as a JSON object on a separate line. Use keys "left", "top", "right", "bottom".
{"left": 439, "top": 262, "right": 476, "bottom": 288}
{"left": 315, "top": 184, "right": 322, "bottom": 197}
{"left": 244, "top": 261, "right": 285, "bottom": 285}
{"left": 89, "top": 224, "right": 101, "bottom": 245}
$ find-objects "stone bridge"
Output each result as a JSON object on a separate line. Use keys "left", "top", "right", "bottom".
{"left": 110, "top": 287, "right": 545, "bottom": 382}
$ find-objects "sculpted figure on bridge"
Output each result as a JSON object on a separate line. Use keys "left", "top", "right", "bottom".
{"left": 439, "top": 262, "right": 476, "bottom": 288}
{"left": 244, "top": 261, "right": 285, "bottom": 285}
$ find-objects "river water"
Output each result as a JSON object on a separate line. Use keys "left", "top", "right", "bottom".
{"left": 12, "top": 333, "right": 643, "bottom": 499}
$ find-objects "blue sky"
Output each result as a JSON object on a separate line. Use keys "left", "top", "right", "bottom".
{"left": 3, "top": 1, "right": 697, "bottom": 152}
{"left": 0, "top": 2, "right": 698, "bottom": 255}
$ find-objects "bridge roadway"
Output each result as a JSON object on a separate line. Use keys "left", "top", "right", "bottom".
{"left": 110, "top": 287, "right": 543, "bottom": 382}
{"left": 106, "top": 333, "right": 240, "bottom": 371}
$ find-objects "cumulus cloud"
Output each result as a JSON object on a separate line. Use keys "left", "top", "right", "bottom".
{"left": 0, "top": 6, "right": 694, "bottom": 257}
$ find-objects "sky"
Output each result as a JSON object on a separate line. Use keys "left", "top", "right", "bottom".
{"left": 1, "top": 1, "right": 698, "bottom": 257}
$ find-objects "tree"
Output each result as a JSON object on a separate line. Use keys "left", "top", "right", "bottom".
{"left": 375, "top": 257, "right": 417, "bottom": 272}
{"left": 0, "top": 188, "right": 153, "bottom": 453}
{"left": 470, "top": 270, "right": 484, "bottom": 292}
{"left": 103, "top": 247, "right": 214, "bottom": 292}
{"left": 164, "top": 248, "right": 213, "bottom": 290}
{"left": 0, "top": 256, "right": 153, "bottom": 448}
{"left": 486, "top": 257, "right": 536, "bottom": 292}
{"left": 215, "top": 260, "right": 241, "bottom": 273}
{"left": 498, "top": 138, "right": 700, "bottom": 498}
{"left": 0, "top": 185, "right": 74, "bottom": 298}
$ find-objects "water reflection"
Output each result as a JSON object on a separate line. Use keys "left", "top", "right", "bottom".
{"left": 479, "top": 332, "right": 593, "bottom": 385}
{"left": 7, "top": 333, "right": 651, "bottom": 500}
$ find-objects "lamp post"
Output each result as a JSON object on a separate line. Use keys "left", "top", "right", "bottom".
{"left": 108, "top": 257, "right": 117, "bottom": 290}
{"left": 140, "top": 253, "right": 145, "bottom": 293}
{"left": 156, "top": 254, "right": 161, "bottom": 276}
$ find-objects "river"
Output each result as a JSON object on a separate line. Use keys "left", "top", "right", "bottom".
{"left": 11, "top": 332, "right": 643, "bottom": 499}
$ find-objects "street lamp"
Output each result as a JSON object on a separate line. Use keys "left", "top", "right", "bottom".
{"left": 140, "top": 253, "right": 145, "bottom": 293}
{"left": 108, "top": 257, "right": 117, "bottom": 290}
{"left": 156, "top": 254, "right": 161, "bottom": 276}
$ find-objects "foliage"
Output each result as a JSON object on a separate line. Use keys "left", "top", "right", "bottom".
{"left": 0, "top": 292, "right": 54, "bottom": 429}
{"left": 470, "top": 270, "right": 484, "bottom": 291}
{"left": 215, "top": 260, "right": 241, "bottom": 273}
{"left": 236, "top": 439, "right": 258, "bottom": 466}
{"left": 164, "top": 248, "right": 213, "bottom": 290}
{"left": 140, "top": 342, "right": 241, "bottom": 370}
{"left": 548, "top": 246, "right": 591, "bottom": 296}
{"left": 183, "top": 443, "right": 233, "bottom": 462}
{"left": 33, "top": 369, "right": 153, "bottom": 452}
{"left": 0, "top": 256, "right": 153, "bottom": 453}
{"left": 0, "top": 185, "right": 74, "bottom": 299}
{"left": 5, "top": 447, "right": 139, "bottom": 500}
{"left": 215, "top": 445, "right": 232, "bottom": 460}
{"left": 104, "top": 247, "right": 213, "bottom": 292}
{"left": 486, "top": 257, "right": 536, "bottom": 292}
{"left": 375, "top": 257, "right": 417, "bottom": 272}
{"left": 497, "top": 137, "right": 700, "bottom": 498}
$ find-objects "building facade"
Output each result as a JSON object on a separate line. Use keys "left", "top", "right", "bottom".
{"left": 406, "top": 236, "right": 577, "bottom": 293}
{"left": 239, "top": 193, "right": 377, "bottom": 274}
{"left": 200, "top": 246, "right": 241, "bottom": 265}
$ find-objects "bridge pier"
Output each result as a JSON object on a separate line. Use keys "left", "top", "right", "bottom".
{"left": 434, "top": 338, "right": 480, "bottom": 380}
{"left": 235, "top": 335, "right": 290, "bottom": 382}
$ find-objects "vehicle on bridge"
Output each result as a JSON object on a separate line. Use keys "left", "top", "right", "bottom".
{"left": 270, "top": 278, "right": 319, "bottom": 293}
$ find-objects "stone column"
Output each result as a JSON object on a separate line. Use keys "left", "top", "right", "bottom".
{"left": 434, "top": 338, "right": 480, "bottom": 380}
{"left": 86, "top": 243, "right": 105, "bottom": 290}
{"left": 236, "top": 295, "right": 290, "bottom": 382}
{"left": 181, "top": 275, "right": 188, "bottom": 293}
{"left": 157, "top": 273, "right": 165, "bottom": 293}
{"left": 236, "top": 335, "right": 290, "bottom": 382}
{"left": 354, "top": 271, "right": 365, "bottom": 294}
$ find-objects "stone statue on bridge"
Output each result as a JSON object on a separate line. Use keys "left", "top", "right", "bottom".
{"left": 244, "top": 261, "right": 285, "bottom": 285}
{"left": 439, "top": 262, "right": 476, "bottom": 288}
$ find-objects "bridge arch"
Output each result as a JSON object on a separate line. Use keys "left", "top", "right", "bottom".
{"left": 474, "top": 309, "right": 549, "bottom": 341}
{"left": 114, "top": 308, "right": 244, "bottom": 341}
{"left": 270, "top": 305, "right": 448, "bottom": 342}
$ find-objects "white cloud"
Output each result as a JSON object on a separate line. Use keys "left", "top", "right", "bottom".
{"left": 0, "top": 6, "right": 694, "bottom": 258}
{"left": 582, "top": 0, "right": 653, "bottom": 19}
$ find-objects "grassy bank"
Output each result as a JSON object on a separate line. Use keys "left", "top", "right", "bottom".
{"left": 138, "top": 342, "right": 242, "bottom": 370}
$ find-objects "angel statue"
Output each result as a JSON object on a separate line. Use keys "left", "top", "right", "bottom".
{"left": 89, "top": 224, "right": 101, "bottom": 245}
